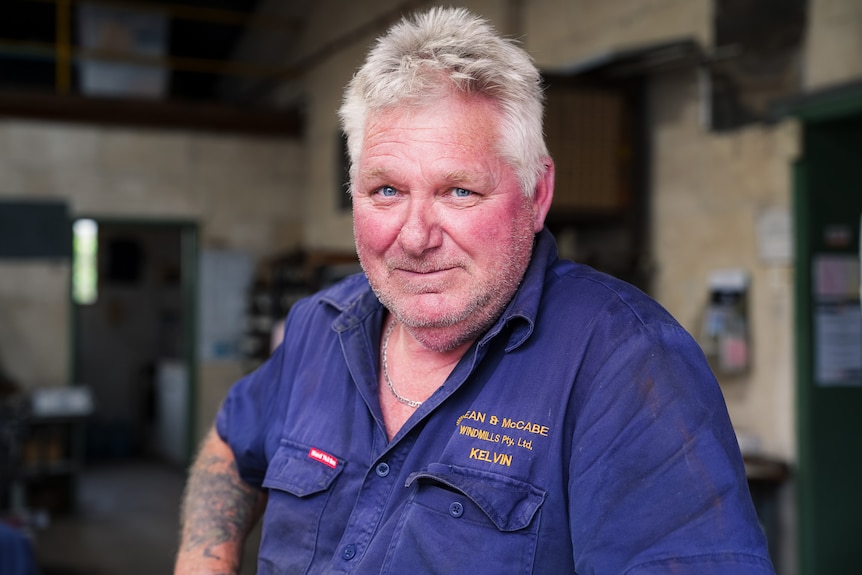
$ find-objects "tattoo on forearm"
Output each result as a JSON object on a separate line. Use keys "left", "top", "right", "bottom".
{"left": 180, "top": 453, "right": 262, "bottom": 564}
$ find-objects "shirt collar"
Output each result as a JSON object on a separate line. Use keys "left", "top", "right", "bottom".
{"left": 321, "top": 273, "right": 381, "bottom": 333}
{"left": 477, "top": 226, "right": 556, "bottom": 352}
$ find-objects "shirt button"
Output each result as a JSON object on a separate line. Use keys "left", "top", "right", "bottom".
{"left": 449, "top": 501, "right": 464, "bottom": 518}
{"left": 375, "top": 462, "right": 390, "bottom": 477}
{"left": 342, "top": 544, "right": 357, "bottom": 560}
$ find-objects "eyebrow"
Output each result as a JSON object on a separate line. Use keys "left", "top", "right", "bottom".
{"left": 359, "top": 167, "right": 390, "bottom": 180}
{"left": 445, "top": 170, "right": 479, "bottom": 185}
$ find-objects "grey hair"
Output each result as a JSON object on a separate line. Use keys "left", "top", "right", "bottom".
{"left": 338, "top": 7, "right": 548, "bottom": 197}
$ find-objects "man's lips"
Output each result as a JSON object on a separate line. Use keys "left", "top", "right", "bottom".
{"left": 392, "top": 265, "right": 459, "bottom": 278}
{"left": 389, "top": 266, "right": 460, "bottom": 291}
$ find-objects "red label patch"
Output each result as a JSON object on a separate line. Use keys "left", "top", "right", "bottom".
{"left": 308, "top": 447, "right": 337, "bottom": 469}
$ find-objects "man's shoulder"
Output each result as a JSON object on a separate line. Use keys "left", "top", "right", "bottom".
{"left": 543, "top": 259, "right": 679, "bottom": 329}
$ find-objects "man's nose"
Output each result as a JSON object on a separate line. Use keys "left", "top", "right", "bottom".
{"left": 396, "top": 197, "right": 443, "bottom": 255}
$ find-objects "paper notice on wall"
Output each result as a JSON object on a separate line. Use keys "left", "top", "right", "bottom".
{"left": 756, "top": 207, "right": 793, "bottom": 265}
{"left": 813, "top": 254, "right": 860, "bottom": 299}
{"left": 198, "top": 250, "right": 253, "bottom": 361}
{"left": 815, "top": 303, "right": 862, "bottom": 385}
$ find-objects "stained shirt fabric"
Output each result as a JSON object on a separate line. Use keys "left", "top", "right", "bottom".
{"left": 216, "top": 228, "right": 776, "bottom": 575}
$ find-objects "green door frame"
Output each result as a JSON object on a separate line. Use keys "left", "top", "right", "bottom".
{"left": 69, "top": 217, "right": 199, "bottom": 466}
{"left": 791, "top": 158, "right": 813, "bottom": 575}
{"left": 784, "top": 80, "right": 862, "bottom": 574}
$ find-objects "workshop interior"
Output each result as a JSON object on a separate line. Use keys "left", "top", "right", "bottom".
{"left": 1, "top": 0, "right": 862, "bottom": 573}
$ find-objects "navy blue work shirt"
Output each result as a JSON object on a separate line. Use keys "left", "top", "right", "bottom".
{"left": 217, "top": 228, "right": 775, "bottom": 574}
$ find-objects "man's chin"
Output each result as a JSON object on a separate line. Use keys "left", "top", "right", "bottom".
{"left": 393, "top": 310, "right": 465, "bottom": 330}
{"left": 385, "top": 296, "right": 469, "bottom": 328}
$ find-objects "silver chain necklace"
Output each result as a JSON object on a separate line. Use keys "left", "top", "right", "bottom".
{"left": 381, "top": 320, "right": 423, "bottom": 408}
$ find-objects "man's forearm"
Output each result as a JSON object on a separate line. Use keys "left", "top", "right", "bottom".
{"left": 175, "top": 427, "right": 266, "bottom": 575}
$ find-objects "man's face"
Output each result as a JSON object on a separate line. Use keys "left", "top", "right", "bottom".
{"left": 352, "top": 93, "right": 551, "bottom": 352}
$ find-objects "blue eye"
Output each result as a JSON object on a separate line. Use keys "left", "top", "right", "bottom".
{"left": 379, "top": 186, "right": 397, "bottom": 197}
{"left": 452, "top": 187, "right": 473, "bottom": 198}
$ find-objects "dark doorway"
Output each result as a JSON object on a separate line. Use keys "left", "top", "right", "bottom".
{"left": 71, "top": 220, "right": 197, "bottom": 466}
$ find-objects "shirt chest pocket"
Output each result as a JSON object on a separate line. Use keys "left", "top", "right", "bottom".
{"left": 383, "top": 463, "right": 546, "bottom": 575}
{"left": 263, "top": 439, "right": 343, "bottom": 494}
{"left": 259, "top": 440, "right": 345, "bottom": 574}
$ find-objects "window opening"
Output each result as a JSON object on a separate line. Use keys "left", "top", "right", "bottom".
{"left": 72, "top": 218, "right": 98, "bottom": 304}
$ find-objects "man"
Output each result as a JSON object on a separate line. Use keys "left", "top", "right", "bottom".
{"left": 175, "top": 7, "right": 775, "bottom": 574}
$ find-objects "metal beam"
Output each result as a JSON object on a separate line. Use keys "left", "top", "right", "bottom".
{"left": 0, "top": 89, "right": 303, "bottom": 136}
{"left": 0, "top": 38, "right": 295, "bottom": 78}
{"left": 26, "top": 0, "right": 302, "bottom": 31}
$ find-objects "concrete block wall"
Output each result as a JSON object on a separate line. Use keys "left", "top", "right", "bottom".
{"left": 0, "top": 261, "right": 70, "bottom": 389}
{"left": 805, "top": 0, "right": 862, "bottom": 90}
{"left": 0, "top": 120, "right": 305, "bottom": 424}
{"left": 0, "top": 120, "right": 305, "bottom": 252}
{"left": 526, "top": 0, "right": 711, "bottom": 69}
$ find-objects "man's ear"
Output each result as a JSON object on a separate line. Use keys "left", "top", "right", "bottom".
{"left": 531, "top": 158, "right": 555, "bottom": 232}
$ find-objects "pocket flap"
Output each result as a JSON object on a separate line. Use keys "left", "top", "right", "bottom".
{"left": 263, "top": 439, "right": 344, "bottom": 497}
{"left": 405, "top": 462, "right": 545, "bottom": 531}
